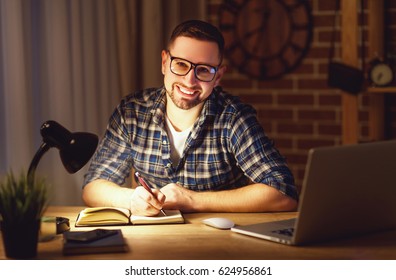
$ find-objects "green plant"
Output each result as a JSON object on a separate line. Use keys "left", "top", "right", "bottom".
{"left": 0, "top": 172, "right": 48, "bottom": 223}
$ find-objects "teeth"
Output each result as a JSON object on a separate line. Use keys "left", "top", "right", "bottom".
{"left": 179, "top": 86, "right": 195, "bottom": 95}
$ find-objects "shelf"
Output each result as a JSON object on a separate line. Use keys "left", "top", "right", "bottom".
{"left": 366, "top": 87, "right": 396, "bottom": 94}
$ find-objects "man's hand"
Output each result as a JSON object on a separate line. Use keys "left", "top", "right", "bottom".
{"left": 129, "top": 186, "right": 166, "bottom": 216}
{"left": 160, "top": 183, "right": 197, "bottom": 212}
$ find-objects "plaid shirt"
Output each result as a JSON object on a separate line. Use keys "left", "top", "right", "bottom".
{"left": 84, "top": 86, "right": 298, "bottom": 201}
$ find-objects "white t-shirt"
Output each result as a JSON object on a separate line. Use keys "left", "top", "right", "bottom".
{"left": 165, "top": 115, "right": 193, "bottom": 167}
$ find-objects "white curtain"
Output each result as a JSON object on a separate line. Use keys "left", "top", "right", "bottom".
{"left": 0, "top": 0, "right": 205, "bottom": 205}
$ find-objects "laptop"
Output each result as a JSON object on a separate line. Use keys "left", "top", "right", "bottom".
{"left": 231, "top": 140, "right": 396, "bottom": 245}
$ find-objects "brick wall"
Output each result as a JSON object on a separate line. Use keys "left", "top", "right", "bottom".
{"left": 207, "top": 0, "right": 396, "bottom": 192}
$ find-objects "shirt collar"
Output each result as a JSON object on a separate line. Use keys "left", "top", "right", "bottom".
{"left": 151, "top": 87, "right": 167, "bottom": 126}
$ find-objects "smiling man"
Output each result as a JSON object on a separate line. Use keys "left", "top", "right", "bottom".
{"left": 82, "top": 20, "right": 298, "bottom": 216}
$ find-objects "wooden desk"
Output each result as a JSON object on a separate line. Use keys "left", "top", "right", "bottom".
{"left": 1, "top": 206, "right": 396, "bottom": 260}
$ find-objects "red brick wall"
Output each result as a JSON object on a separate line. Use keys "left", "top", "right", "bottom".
{"left": 207, "top": 0, "right": 396, "bottom": 192}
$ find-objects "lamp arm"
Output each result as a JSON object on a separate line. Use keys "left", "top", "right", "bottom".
{"left": 27, "top": 142, "right": 51, "bottom": 185}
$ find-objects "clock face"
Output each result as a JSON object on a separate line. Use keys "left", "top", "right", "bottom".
{"left": 370, "top": 63, "right": 394, "bottom": 87}
{"left": 218, "top": 0, "right": 313, "bottom": 80}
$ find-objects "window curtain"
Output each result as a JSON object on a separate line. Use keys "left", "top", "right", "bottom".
{"left": 0, "top": 0, "right": 205, "bottom": 205}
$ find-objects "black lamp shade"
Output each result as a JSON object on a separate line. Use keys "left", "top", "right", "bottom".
{"left": 40, "top": 121, "right": 98, "bottom": 173}
{"left": 59, "top": 132, "right": 99, "bottom": 173}
{"left": 28, "top": 120, "right": 99, "bottom": 184}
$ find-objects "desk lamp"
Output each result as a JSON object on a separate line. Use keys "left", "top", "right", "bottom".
{"left": 28, "top": 120, "right": 98, "bottom": 184}
{"left": 27, "top": 120, "right": 99, "bottom": 233}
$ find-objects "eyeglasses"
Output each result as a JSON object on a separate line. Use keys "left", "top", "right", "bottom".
{"left": 167, "top": 51, "right": 219, "bottom": 82}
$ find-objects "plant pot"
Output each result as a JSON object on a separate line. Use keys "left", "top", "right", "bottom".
{"left": 1, "top": 219, "right": 41, "bottom": 259}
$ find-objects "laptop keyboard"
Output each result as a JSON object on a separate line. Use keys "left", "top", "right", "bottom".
{"left": 272, "top": 228, "right": 294, "bottom": 237}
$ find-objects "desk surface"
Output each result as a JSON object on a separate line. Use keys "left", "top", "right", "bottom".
{"left": 1, "top": 206, "right": 396, "bottom": 260}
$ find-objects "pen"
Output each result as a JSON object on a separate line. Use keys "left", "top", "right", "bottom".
{"left": 134, "top": 172, "right": 167, "bottom": 216}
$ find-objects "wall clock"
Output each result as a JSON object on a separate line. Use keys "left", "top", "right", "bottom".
{"left": 218, "top": 0, "right": 313, "bottom": 80}
{"left": 368, "top": 58, "right": 394, "bottom": 87}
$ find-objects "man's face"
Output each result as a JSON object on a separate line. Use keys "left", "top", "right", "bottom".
{"left": 161, "top": 36, "right": 225, "bottom": 111}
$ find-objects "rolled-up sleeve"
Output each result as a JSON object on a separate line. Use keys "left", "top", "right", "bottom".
{"left": 83, "top": 103, "right": 133, "bottom": 187}
{"left": 229, "top": 105, "right": 298, "bottom": 201}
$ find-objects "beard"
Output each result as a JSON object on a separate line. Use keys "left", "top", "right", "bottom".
{"left": 166, "top": 83, "right": 205, "bottom": 110}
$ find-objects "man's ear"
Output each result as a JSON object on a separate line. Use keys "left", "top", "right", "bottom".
{"left": 213, "top": 65, "right": 227, "bottom": 87}
{"left": 161, "top": 50, "right": 168, "bottom": 75}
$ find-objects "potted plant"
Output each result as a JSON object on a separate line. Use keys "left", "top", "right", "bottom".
{"left": 0, "top": 172, "right": 48, "bottom": 259}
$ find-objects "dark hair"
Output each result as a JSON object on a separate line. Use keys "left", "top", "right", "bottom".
{"left": 168, "top": 20, "right": 225, "bottom": 63}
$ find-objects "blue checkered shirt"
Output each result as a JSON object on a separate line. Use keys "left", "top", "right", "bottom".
{"left": 84, "top": 87, "right": 298, "bottom": 201}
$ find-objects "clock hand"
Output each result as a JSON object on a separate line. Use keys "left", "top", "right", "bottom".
{"left": 241, "top": 7, "right": 271, "bottom": 56}
{"left": 243, "top": 26, "right": 264, "bottom": 41}
{"left": 253, "top": 5, "right": 271, "bottom": 56}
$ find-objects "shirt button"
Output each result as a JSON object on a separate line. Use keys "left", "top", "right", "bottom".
{"left": 162, "top": 140, "right": 167, "bottom": 145}
{"left": 166, "top": 163, "right": 172, "bottom": 168}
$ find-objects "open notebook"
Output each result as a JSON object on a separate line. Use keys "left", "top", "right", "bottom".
{"left": 232, "top": 140, "right": 396, "bottom": 245}
{"left": 75, "top": 207, "right": 184, "bottom": 227}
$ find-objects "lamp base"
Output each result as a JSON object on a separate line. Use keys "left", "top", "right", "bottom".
{"left": 56, "top": 216, "right": 70, "bottom": 234}
{"left": 39, "top": 216, "right": 70, "bottom": 242}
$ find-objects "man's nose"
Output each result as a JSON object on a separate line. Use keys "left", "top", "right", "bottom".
{"left": 184, "top": 66, "right": 198, "bottom": 84}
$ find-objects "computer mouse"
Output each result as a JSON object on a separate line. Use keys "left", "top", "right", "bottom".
{"left": 202, "top": 217, "right": 235, "bottom": 230}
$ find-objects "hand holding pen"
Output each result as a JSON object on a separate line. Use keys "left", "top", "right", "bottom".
{"left": 135, "top": 172, "right": 167, "bottom": 216}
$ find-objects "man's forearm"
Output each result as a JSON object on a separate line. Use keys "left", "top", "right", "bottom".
{"left": 191, "top": 183, "right": 298, "bottom": 213}
{"left": 82, "top": 179, "right": 134, "bottom": 209}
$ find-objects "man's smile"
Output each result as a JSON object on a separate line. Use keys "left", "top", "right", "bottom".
{"left": 175, "top": 84, "right": 200, "bottom": 97}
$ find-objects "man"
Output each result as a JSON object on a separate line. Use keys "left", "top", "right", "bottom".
{"left": 82, "top": 20, "right": 298, "bottom": 216}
